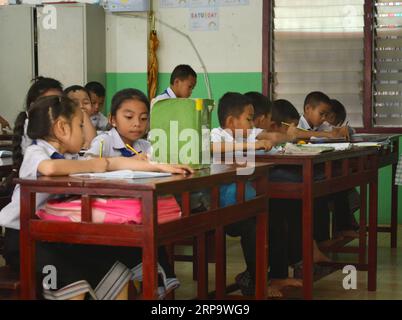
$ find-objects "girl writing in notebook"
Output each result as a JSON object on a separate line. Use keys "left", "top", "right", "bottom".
{"left": 84, "top": 88, "right": 183, "bottom": 295}
{"left": 85, "top": 88, "right": 151, "bottom": 160}
{"left": 0, "top": 95, "right": 192, "bottom": 299}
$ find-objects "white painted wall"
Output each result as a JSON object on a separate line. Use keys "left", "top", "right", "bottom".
{"left": 105, "top": 0, "right": 263, "bottom": 74}
{"left": 106, "top": 11, "right": 149, "bottom": 73}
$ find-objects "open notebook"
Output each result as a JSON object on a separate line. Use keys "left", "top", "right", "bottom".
{"left": 70, "top": 170, "right": 172, "bottom": 179}
{"left": 305, "top": 143, "right": 352, "bottom": 151}
{"left": 283, "top": 143, "right": 334, "bottom": 155}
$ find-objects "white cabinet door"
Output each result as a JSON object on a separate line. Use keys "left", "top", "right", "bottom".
{"left": 37, "top": 4, "right": 85, "bottom": 87}
{"left": 0, "top": 5, "right": 34, "bottom": 126}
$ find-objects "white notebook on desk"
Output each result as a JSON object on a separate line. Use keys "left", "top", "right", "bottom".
{"left": 70, "top": 170, "right": 172, "bottom": 179}
{"left": 306, "top": 143, "right": 352, "bottom": 151}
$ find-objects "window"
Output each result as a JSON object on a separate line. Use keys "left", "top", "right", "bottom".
{"left": 270, "top": 0, "right": 365, "bottom": 127}
{"left": 373, "top": 0, "right": 402, "bottom": 127}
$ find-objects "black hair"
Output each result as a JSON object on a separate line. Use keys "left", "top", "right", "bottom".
{"left": 85, "top": 81, "right": 106, "bottom": 98}
{"left": 13, "top": 95, "right": 78, "bottom": 171}
{"left": 271, "top": 99, "right": 300, "bottom": 126}
{"left": 170, "top": 65, "right": 197, "bottom": 85}
{"left": 303, "top": 91, "right": 331, "bottom": 111}
{"left": 244, "top": 92, "right": 272, "bottom": 120}
{"left": 330, "top": 99, "right": 347, "bottom": 126}
{"left": 25, "top": 76, "right": 63, "bottom": 111}
{"left": 110, "top": 88, "right": 150, "bottom": 117}
{"left": 64, "top": 85, "right": 91, "bottom": 97}
{"left": 217, "top": 92, "right": 252, "bottom": 128}
{"left": 12, "top": 77, "right": 63, "bottom": 174}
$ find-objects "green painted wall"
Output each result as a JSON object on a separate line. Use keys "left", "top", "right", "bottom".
{"left": 157, "top": 72, "right": 263, "bottom": 128}
{"left": 106, "top": 72, "right": 262, "bottom": 128}
{"left": 105, "top": 72, "right": 402, "bottom": 225}
{"left": 106, "top": 73, "right": 148, "bottom": 113}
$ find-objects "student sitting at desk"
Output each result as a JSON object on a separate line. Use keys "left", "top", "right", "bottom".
{"left": 326, "top": 99, "right": 360, "bottom": 238}
{"left": 297, "top": 95, "right": 360, "bottom": 241}
{"left": 211, "top": 93, "right": 275, "bottom": 154}
{"left": 85, "top": 81, "right": 109, "bottom": 131}
{"left": 328, "top": 99, "right": 356, "bottom": 137}
{"left": 84, "top": 88, "right": 150, "bottom": 160}
{"left": 244, "top": 92, "right": 296, "bottom": 144}
{"left": 296, "top": 91, "right": 349, "bottom": 140}
{"left": 14, "top": 77, "right": 64, "bottom": 156}
{"left": 248, "top": 96, "right": 333, "bottom": 283}
{"left": 151, "top": 64, "right": 197, "bottom": 108}
{"left": 64, "top": 85, "right": 97, "bottom": 149}
{"left": 84, "top": 88, "right": 184, "bottom": 296}
{"left": 269, "top": 99, "right": 300, "bottom": 134}
{"left": 211, "top": 92, "right": 288, "bottom": 297}
{"left": 0, "top": 95, "right": 192, "bottom": 300}
{"left": 304, "top": 97, "right": 359, "bottom": 239}
{"left": 255, "top": 99, "right": 335, "bottom": 279}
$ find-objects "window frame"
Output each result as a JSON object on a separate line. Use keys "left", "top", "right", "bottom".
{"left": 262, "top": 0, "right": 402, "bottom": 133}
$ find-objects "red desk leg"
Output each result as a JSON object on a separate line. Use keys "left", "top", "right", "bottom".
{"left": 368, "top": 175, "right": 378, "bottom": 291}
{"left": 142, "top": 193, "right": 158, "bottom": 299}
{"left": 20, "top": 188, "right": 36, "bottom": 299}
{"left": 359, "top": 184, "right": 367, "bottom": 266}
{"left": 255, "top": 212, "right": 268, "bottom": 299}
{"left": 255, "top": 175, "right": 268, "bottom": 299}
{"left": 302, "top": 161, "right": 314, "bottom": 300}
{"left": 215, "top": 226, "right": 226, "bottom": 299}
{"left": 391, "top": 160, "right": 398, "bottom": 249}
{"left": 197, "top": 233, "right": 208, "bottom": 299}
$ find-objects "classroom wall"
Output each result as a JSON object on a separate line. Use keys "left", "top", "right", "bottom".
{"left": 105, "top": 0, "right": 263, "bottom": 128}
{"left": 104, "top": 1, "right": 401, "bottom": 225}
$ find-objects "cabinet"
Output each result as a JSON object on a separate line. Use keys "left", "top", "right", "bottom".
{"left": 0, "top": 3, "right": 105, "bottom": 125}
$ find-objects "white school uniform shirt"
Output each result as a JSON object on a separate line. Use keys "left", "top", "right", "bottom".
{"left": 21, "top": 118, "right": 32, "bottom": 155}
{"left": 210, "top": 127, "right": 263, "bottom": 143}
{"left": 90, "top": 112, "right": 109, "bottom": 131}
{"left": 84, "top": 127, "right": 151, "bottom": 158}
{"left": 0, "top": 139, "right": 79, "bottom": 230}
{"left": 298, "top": 115, "right": 332, "bottom": 132}
{"left": 150, "top": 87, "right": 176, "bottom": 109}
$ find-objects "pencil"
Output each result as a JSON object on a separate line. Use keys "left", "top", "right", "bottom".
{"left": 99, "top": 139, "right": 104, "bottom": 158}
{"left": 281, "top": 122, "right": 309, "bottom": 132}
{"left": 125, "top": 144, "right": 142, "bottom": 155}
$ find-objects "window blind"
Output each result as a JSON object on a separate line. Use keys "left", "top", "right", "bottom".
{"left": 272, "top": 0, "right": 365, "bottom": 127}
{"left": 373, "top": 0, "right": 402, "bottom": 127}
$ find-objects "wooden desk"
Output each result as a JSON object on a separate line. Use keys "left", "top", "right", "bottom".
{"left": 256, "top": 148, "right": 379, "bottom": 300}
{"left": 18, "top": 163, "right": 273, "bottom": 300}
{"left": 372, "top": 134, "right": 400, "bottom": 248}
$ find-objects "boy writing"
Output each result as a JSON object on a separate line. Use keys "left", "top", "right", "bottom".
{"left": 296, "top": 92, "right": 349, "bottom": 140}
{"left": 151, "top": 64, "right": 197, "bottom": 108}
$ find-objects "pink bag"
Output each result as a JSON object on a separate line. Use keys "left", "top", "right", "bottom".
{"left": 36, "top": 196, "right": 181, "bottom": 224}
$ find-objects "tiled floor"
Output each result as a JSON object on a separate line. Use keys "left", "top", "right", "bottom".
{"left": 174, "top": 226, "right": 402, "bottom": 300}
{"left": 1, "top": 226, "right": 401, "bottom": 300}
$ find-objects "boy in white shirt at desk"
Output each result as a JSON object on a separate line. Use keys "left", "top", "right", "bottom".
{"left": 85, "top": 81, "right": 109, "bottom": 131}
{"left": 151, "top": 64, "right": 197, "bottom": 108}
{"left": 211, "top": 92, "right": 296, "bottom": 297}
{"left": 297, "top": 91, "right": 349, "bottom": 140}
